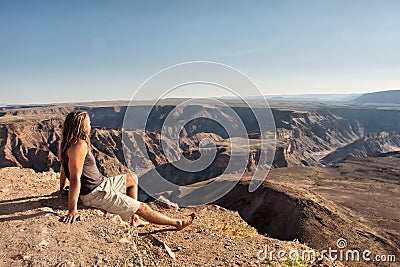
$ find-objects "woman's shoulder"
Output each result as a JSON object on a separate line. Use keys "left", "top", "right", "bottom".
{"left": 68, "top": 140, "right": 89, "bottom": 155}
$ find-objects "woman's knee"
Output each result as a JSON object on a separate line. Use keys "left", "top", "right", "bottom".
{"left": 136, "top": 202, "right": 146, "bottom": 212}
{"left": 126, "top": 173, "right": 137, "bottom": 187}
{"left": 135, "top": 202, "right": 148, "bottom": 216}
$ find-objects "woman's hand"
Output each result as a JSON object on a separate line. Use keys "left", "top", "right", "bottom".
{"left": 63, "top": 209, "right": 81, "bottom": 224}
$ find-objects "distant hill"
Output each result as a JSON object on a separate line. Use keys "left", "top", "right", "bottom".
{"left": 320, "top": 132, "right": 400, "bottom": 165}
{"left": 354, "top": 90, "right": 400, "bottom": 104}
{"left": 264, "top": 93, "right": 361, "bottom": 102}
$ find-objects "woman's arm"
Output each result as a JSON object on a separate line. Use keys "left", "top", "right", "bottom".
{"left": 59, "top": 165, "right": 67, "bottom": 192}
{"left": 64, "top": 140, "right": 87, "bottom": 224}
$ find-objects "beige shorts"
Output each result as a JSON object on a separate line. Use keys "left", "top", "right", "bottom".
{"left": 80, "top": 174, "right": 141, "bottom": 221}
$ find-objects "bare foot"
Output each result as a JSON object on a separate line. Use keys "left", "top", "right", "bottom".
{"left": 130, "top": 214, "right": 150, "bottom": 227}
{"left": 176, "top": 213, "right": 195, "bottom": 230}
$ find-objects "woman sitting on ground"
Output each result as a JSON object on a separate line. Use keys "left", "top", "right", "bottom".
{"left": 58, "top": 111, "right": 195, "bottom": 228}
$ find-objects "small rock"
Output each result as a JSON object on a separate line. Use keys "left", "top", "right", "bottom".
{"left": 38, "top": 239, "right": 50, "bottom": 247}
{"left": 163, "top": 243, "right": 176, "bottom": 260}
{"left": 96, "top": 210, "right": 104, "bottom": 216}
{"left": 110, "top": 214, "right": 130, "bottom": 226}
{"left": 22, "top": 255, "right": 31, "bottom": 261}
{"left": 154, "top": 195, "right": 179, "bottom": 210}
{"left": 39, "top": 207, "right": 54, "bottom": 212}
{"left": 39, "top": 207, "right": 56, "bottom": 216}
{"left": 56, "top": 260, "right": 74, "bottom": 267}
{"left": 119, "top": 237, "right": 131, "bottom": 244}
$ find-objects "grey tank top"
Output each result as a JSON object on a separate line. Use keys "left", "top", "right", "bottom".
{"left": 63, "top": 149, "right": 105, "bottom": 195}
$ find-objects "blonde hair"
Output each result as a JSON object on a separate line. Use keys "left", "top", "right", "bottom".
{"left": 59, "top": 111, "right": 91, "bottom": 161}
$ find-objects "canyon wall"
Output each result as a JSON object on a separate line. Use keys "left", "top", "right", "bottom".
{"left": 1, "top": 104, "right": 400, "bottom": 174}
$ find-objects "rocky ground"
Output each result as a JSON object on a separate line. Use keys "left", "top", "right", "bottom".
{"left": 0, "top": 167, "right": 343, "bottom": 267}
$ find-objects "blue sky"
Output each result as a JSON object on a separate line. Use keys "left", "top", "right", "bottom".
{"left": 1, "top": 0, "right": 400, "bottom": 104}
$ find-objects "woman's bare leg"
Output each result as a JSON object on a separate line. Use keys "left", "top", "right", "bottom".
{"left": 125, "top": 173, "right": 195, "bottom": 229}
{"left": 135, "top": 202, "right": 195, "bottom": 230}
